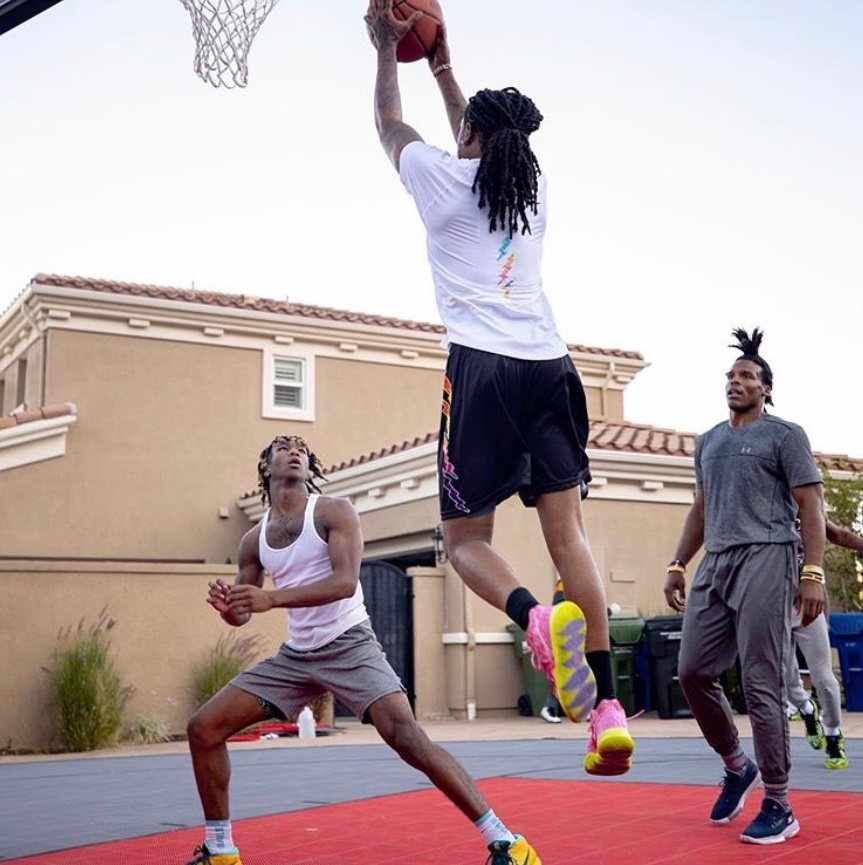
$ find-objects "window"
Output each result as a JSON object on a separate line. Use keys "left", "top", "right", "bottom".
{"left": 273, "top": 358, "right": 303, "bottom": 409}
{"left": 262, "top": 350, "right": 315, "bottom": 421}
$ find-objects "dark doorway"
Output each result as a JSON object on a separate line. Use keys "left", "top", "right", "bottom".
{"left": 334, "top": 560, "right": 416, "bottom": 716}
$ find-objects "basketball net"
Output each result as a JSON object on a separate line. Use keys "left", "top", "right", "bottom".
{"left": 178, "top": 0, "right": 282, "bottom": 88}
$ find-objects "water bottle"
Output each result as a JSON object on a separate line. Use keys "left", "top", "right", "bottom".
{"left": 297, "top": 705, "right": 316, "bottom": 739}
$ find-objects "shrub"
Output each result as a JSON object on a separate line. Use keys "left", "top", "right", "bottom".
{"left": 124, "top": 712, "right": 172, "bottom": 745}
{"left": 191, "top": 631, "right": 265, "bottom": 707}
{"left": 46, "top": 607, "right": 134, "bottom": 752}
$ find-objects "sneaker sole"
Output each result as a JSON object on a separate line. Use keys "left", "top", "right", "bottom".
{"left": 740, "top": 818, "right": 800, "bottom": 845}
{"left": 825, "top": 760, "right": 849, "bottom": 770}
{"left": 709, "top": 769, "right": 762, "bottom": 824}
{"left": 584, "top": 727, "right": 635, "bottom": 776}
{"left": 550, "top": 601, "right": 596, "bottom": 723}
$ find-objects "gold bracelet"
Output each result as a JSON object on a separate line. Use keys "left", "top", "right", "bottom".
{"left": 799, "top": 573, "right": 826, "bottom": 585}
{"left": 801, "top": 564, "right": 825, "bottom": 576}
{"left": 666, "top": 564, "right": 685, "bottom": 575}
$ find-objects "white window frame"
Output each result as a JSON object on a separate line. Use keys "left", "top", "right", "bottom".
{"left": 261, "top": 349, "right": 315, "bottom": 421}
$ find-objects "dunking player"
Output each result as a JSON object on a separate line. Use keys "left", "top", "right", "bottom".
{"left": 182, "top": 436, "right": 542, "bottom": 865}
{"left": 365, "top": 0, "right": 634, "bottom": 779}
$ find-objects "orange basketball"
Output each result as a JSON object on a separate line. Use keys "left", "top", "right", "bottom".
{"left": 392, "top": 0, "right": 443, "bottom": 63}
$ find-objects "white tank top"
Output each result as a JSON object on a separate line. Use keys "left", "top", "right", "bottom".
{"left": 258, "top": 495, "right": 368, "bottom": 651}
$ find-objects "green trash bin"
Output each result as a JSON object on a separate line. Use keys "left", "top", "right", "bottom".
{"left": 506, "top": 623, "right": 551, "bottom": 717}
{"left": 608, "top": 614, "right": 645, "bottom": 716}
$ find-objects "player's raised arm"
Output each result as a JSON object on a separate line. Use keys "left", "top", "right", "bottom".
{"left": 365, "top": 0, "right": 424, "bottom": 170}
{"left": 427, "top": 25, "right": 466, "bottom": 143}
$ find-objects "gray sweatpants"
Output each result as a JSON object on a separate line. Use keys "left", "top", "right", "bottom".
{"left": 787, "top": 611, "right": 842, "bottom": 731}
{"left": 678, "top": 543, "right": 797, "bottom": 786}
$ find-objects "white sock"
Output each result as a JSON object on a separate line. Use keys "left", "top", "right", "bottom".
{"left": 205, "top": 819, "right": 237, "bottom": 854}
{"left": 824, "top": 726, "right": 841, "bottom": 737}
{"left": 476, "top": 809, "right": 516, "bottom": 846}
{"left": 802, "top": 700, "right": 816, "bottom": 716}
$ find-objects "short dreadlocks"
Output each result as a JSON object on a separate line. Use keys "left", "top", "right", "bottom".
{"left": 257, "top": 435, "right": 326, "bottom": 505}
{"left": 729, "top": 326, "right": 774, "bottom": 407}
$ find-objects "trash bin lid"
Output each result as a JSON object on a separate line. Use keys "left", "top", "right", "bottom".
{"left": 829, "top": 612, "right": 863, "bottom": 637}
{"left": 608, "top": 614, "right": 645, "bottom": 646}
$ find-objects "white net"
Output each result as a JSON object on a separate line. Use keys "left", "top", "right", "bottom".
{"left": 178, "top": 0, "right": 282, "bottom": 88}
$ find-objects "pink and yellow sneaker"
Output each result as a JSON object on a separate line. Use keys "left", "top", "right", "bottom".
{"left": 583, "top": 698, "right": 635, "bottom": 776}
{"left": 525, "top": 602, "right": 596, "bottom": 722}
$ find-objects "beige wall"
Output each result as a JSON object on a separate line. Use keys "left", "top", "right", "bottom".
{"left": 0, "top": 330, "right": 444, "bottom": 562}
{"left": 409, "top": 567, "right": 447, "bottom": 719}
{"left": 0, "top": 561, "right": 289, "bottom": 752}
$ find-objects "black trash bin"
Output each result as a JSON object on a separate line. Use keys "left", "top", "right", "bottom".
{"left": 645, "top": 615, "right": 692, "bottom": 719}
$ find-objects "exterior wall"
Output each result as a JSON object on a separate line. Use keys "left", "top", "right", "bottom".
{"left": 0, "top": 561, "right": 290, "bottom": 752}
{"left": 409, "top": 566, "right": 447, "bottom": 720}
{"left": 582, "top": 497, "right": 703, "bottom": 617}
{"left": 0, "top": 330, "right": 443, "bottom": 563}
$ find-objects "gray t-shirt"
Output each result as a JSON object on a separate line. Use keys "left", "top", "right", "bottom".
{"left": 695, "top": 414, "right": 822, "bottom": 553}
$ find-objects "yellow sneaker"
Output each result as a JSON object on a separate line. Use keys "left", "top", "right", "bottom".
{"left": 184, "top": 844, "right": 243, "bottom": 865}
{"left": 486, "top": 835, "right": 541, "bottom": 865}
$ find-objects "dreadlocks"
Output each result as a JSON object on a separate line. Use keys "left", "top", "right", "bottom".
{"left": 729, "top": 326, "right": 774, "bottom": 406}
{"left": 466, "top": 87, "right": 543, "bottom": 236}
{"left": 257, "top": 435, "right": 326, "bottom": 505}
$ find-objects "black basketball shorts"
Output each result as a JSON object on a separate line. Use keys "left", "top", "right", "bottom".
{"left": 438, "top": 343, "right": 592, "bottom": 520}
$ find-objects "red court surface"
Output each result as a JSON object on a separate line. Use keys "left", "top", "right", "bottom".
{"left": 7, "top": 778, "right": 863, "bottom": 865}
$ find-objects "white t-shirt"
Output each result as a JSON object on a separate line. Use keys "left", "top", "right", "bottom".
{"left": 399, "top": 140, "right": 567, "bottom": 361}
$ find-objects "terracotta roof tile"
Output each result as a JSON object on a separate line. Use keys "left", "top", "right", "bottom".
{"left": 327, "top": 432, "right": 439, "bottom": 473}
{"left": 321, "top": 422, "right": 863, "bottom": 473}
{"left": 30, "top": 274, "right": 643, "bottom": 360}
{"left": 815, "top": 452, "right": 863, "bottom": 473}
{"left": 239, "top": 422, "right": 862, "bottom": 498}
{"left": 587, "top": 420, "right": 696, "bottom": 457}
{"left": 0, "top": 402, "right": 77, "bottom": 431}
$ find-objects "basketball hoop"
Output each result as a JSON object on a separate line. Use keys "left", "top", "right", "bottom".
{"left": 178, "top": 0, "right": 282, "bottom": 88}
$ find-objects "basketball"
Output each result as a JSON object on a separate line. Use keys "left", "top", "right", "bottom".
{"left": 392, "top": 0, "right": 443, "bottom": 63}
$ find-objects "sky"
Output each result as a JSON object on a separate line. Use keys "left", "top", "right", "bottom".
{"left": 1, "top": 0, "right": 861, "bottom": 456}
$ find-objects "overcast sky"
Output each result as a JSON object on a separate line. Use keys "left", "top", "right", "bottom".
{"left": 1, "top": 0, "right": 860, "bottom": 457}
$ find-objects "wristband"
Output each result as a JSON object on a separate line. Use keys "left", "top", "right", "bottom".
{"left": 667, "top": 558, "right": 687, "bottom": 573}
{"left": 432, "top": 63, "right": 452, "bottom": 77}
{"left": 666, "top": 565, "right": 685, "bottom": 575}
{"left": 801, "top": 564, "right": 824, "bottom": 577}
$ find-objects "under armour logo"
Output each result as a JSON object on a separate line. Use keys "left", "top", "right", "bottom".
{"left": 741, "top": 446, "right": 752, "bottom": 453}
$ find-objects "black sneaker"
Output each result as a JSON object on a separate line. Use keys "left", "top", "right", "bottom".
{"left": 802, "top": 704, "right": 825, "bottom": 750}
{"left": 740, "top": 798, "right": 800, "bottom": 844}
{"left": 825, "top": 733, "right": 849, "bottom": 769}
{"left": 709, "top": 759, "right": 761, "bottom": 824}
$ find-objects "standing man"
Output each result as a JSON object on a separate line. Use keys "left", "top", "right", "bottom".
{"left": 785, "top": 518, "right": 861, "bottom": 770}
{"left": 183, "top": 435, "right": 541, "bottom": 865}
{"left": 365, "top": 0, "right": 634, "bottom": 777}
{"left": 664, "top": 327, "right": 826, "bottom": 845}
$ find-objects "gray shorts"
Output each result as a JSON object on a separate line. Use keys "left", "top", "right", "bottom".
{"left": 231, "top": 620, "right": 405, "bottom": 724}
